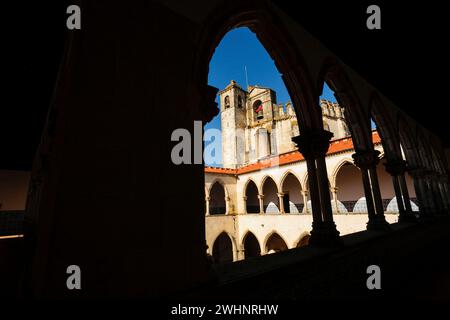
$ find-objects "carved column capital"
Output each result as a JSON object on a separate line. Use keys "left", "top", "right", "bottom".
{"left": 257, "top": 194, "right": 264, "bottom": 200}
{"left": 277, "top": 192, "right": 285, "bottom": 198}
{"left": 292, "top": 129, "right": 333, "bottom": 160}
{"left": 384, "top": 159, "right": 407, "bottom": 176}
{"left": 352, "top": 149, "right": 381, "bottom": 170}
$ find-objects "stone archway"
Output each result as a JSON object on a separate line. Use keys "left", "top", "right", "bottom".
{"left": 262, "top": 176, "right": 279, "bottom": 213}
{"left": 334, "top": 161, "right": 364, "bottom": 213}
{"left": 296, "top": 234, "right": 310, "bottom": 248}
{"left": 212, "top": 232, "right": 233, "bottom": 264}
{"left": 209, "top": 181, "right": 226, "bottom": 215}
{"left": 281, "top": 172, "right": 303, "bottom": 213}
{"left": 243, "top": 231, "right": 260, "bottom": 259}
{"left": 245, "top": 180, "right": 259, "bottom": 213}
{"left": 265, "top": 232, "right": 288, "bottom": 254}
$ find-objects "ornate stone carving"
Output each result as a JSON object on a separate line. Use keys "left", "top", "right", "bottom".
{"left": 352, "top": 149, "right": 381, "bottom": 170}
{"left": 384, "top": 159, "right": 407, "bottom": 176}
{"left": 291, "top": 129, "right": 333, "bottom": 160}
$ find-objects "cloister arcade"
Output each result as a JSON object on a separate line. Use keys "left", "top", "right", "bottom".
{"left": 200, "top": 4, "right": 450, "bottom": 264}
{"left": 10, "top": 0, "right": 449, "bottom": 298}
{"left": 204, "top": 135, "right": 425, "bottom": 263}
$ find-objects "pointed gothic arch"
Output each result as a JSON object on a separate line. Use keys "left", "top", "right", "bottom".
{"left": 212, "top": 232, "right": 234, "bottom": 264}
{"left": 244, "top": 179, "right": 259, "bottom": 213}
{"left": 261, "top": 175, "right": 280, "bottom": 213}
{"left": 280, "top": 171, "right": 303, "bottom": 213}
{"left": 209, "top": 180, "right": 227, "bottom": 215}
{"left": 264, "top": 231, "right": 288, "bottom": 254}
{"left": 242, "top": 231, "right": 261, "bottom": 259}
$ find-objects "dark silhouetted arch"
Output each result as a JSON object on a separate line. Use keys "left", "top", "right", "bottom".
{"left": 243, "top": 232, "right": 260, "bottom": 259}
{"left": 212, "top": 232, "right": 233, "bottom": 263}
{"left": 209, "top": 181, "right": 226, "bottom": 214}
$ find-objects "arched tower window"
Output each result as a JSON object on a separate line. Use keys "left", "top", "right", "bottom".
{"left": 253, "top": 100, "right": 263, "bottom": 119}
{"left": 224, "top": 95, "right": 230, "bottom": 109}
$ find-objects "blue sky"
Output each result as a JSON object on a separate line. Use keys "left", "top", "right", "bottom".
{"left": 204, "top": 27, "right": 347, "bottom": 166}
{"left": 206, "top": 27, "right": 336, "bottom": 134}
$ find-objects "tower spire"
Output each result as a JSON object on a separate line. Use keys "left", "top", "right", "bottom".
{"left": 244, "top": 65, "right": 249, "bottom": 90}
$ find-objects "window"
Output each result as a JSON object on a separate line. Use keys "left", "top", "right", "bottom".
{"left": 224, "top": 95, "right": 230, "bottom": 109}
{"left": 253, "top": 100, "right": 263, "bottom": 119}
{"left": 237, "top": 95, "right": 243, "bottom": 108}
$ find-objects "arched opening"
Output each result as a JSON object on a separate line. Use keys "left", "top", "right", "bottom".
{"left": 319, "top": 79, "right": 367, "bottom": 216}
{"left": 209, "top": 182, "right": 226, "bottom": 215}
{"left": 262, "top": 177, "right": 279, "bottom": 213}
{"left": 212, "top": 232, "right": 233, "bottom": 264}
{"left": 203, "top": 22, "right": 308, "bottom": 261}
{"left": 265, "top": 233, "right": 288, "bottom": 254}
{"left": 281, "top": 173, "right": 303, "bottom": 213}
{"left": 243, "top": 232, "right": 260, "bottom": 259}
{"left": 245, "top": 180, "right": 259, "bottom": 213}
{"left": 205, "top": 26, "right": 299, "bottom": 168}
{"left": 224, "top": 95, "right": 230, "bottom": 108}
{"left": 253, "top": 100, "right": 264, "bottom": 120}
{"left": 296, "top": 234, "right": 310, "bottom": 248}
{"left": 335, "top": 162, "right": 364, "bottom": 213}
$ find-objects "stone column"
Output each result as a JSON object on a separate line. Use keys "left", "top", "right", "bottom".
{"left": 225, "top": 196, "right": 231, "bottom": 215}
{"left": 368, "top": 166, "right": 387, "bottom": 219}
{"left": 330, "top": 187, "right": 339, "bottom": 214}
{"left": 302, "top": 190, "right": 309, "bottom": 214}
{"left": 277, "top": 192, "right": 285, "bottom": 214}
{"left": 205, "top": 196, "right": 210, "bottom": 216}
{"left": 391, "top": 175, "right": 406, "bottom": 215}
{"left": 292, "top": 129, "right": 341, "bottom": 247}
{"left": 304, "top": 158, "right": 323, "bottom": 224}
{"left": 399, "top": 174, "right": 413, "bottom": 214}
{"left": 408, "top": 167, "right": 431, "bottom": 219}
{"left": 361, "top": 169, "right": 377, "bottom": 222}
{"left": 423, "top": 170, "right": 438, "bottom": 216}
{"left": 439, "top": 176, "right": 450, "bottom": 211}
{"left": 258, "top": 194, "right": 264, "bottom": 214}
{"left": 436, "top": 178, "right": 448, "bottom": 211}
{"left": 316, "top": 157, "right": 334, "bottom": 223}
{"left": 353, "top": 150, "right": 390, "bottom": 231}
{"left": 384, "top": 159, "right": 416, "bottom": 223}
{"left": 242, "top": 196, "right": 247, "bottom": 214}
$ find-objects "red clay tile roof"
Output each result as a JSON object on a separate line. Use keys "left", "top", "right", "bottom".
{"left": 204, "top": 131, "right": 381, "bottom": 175}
